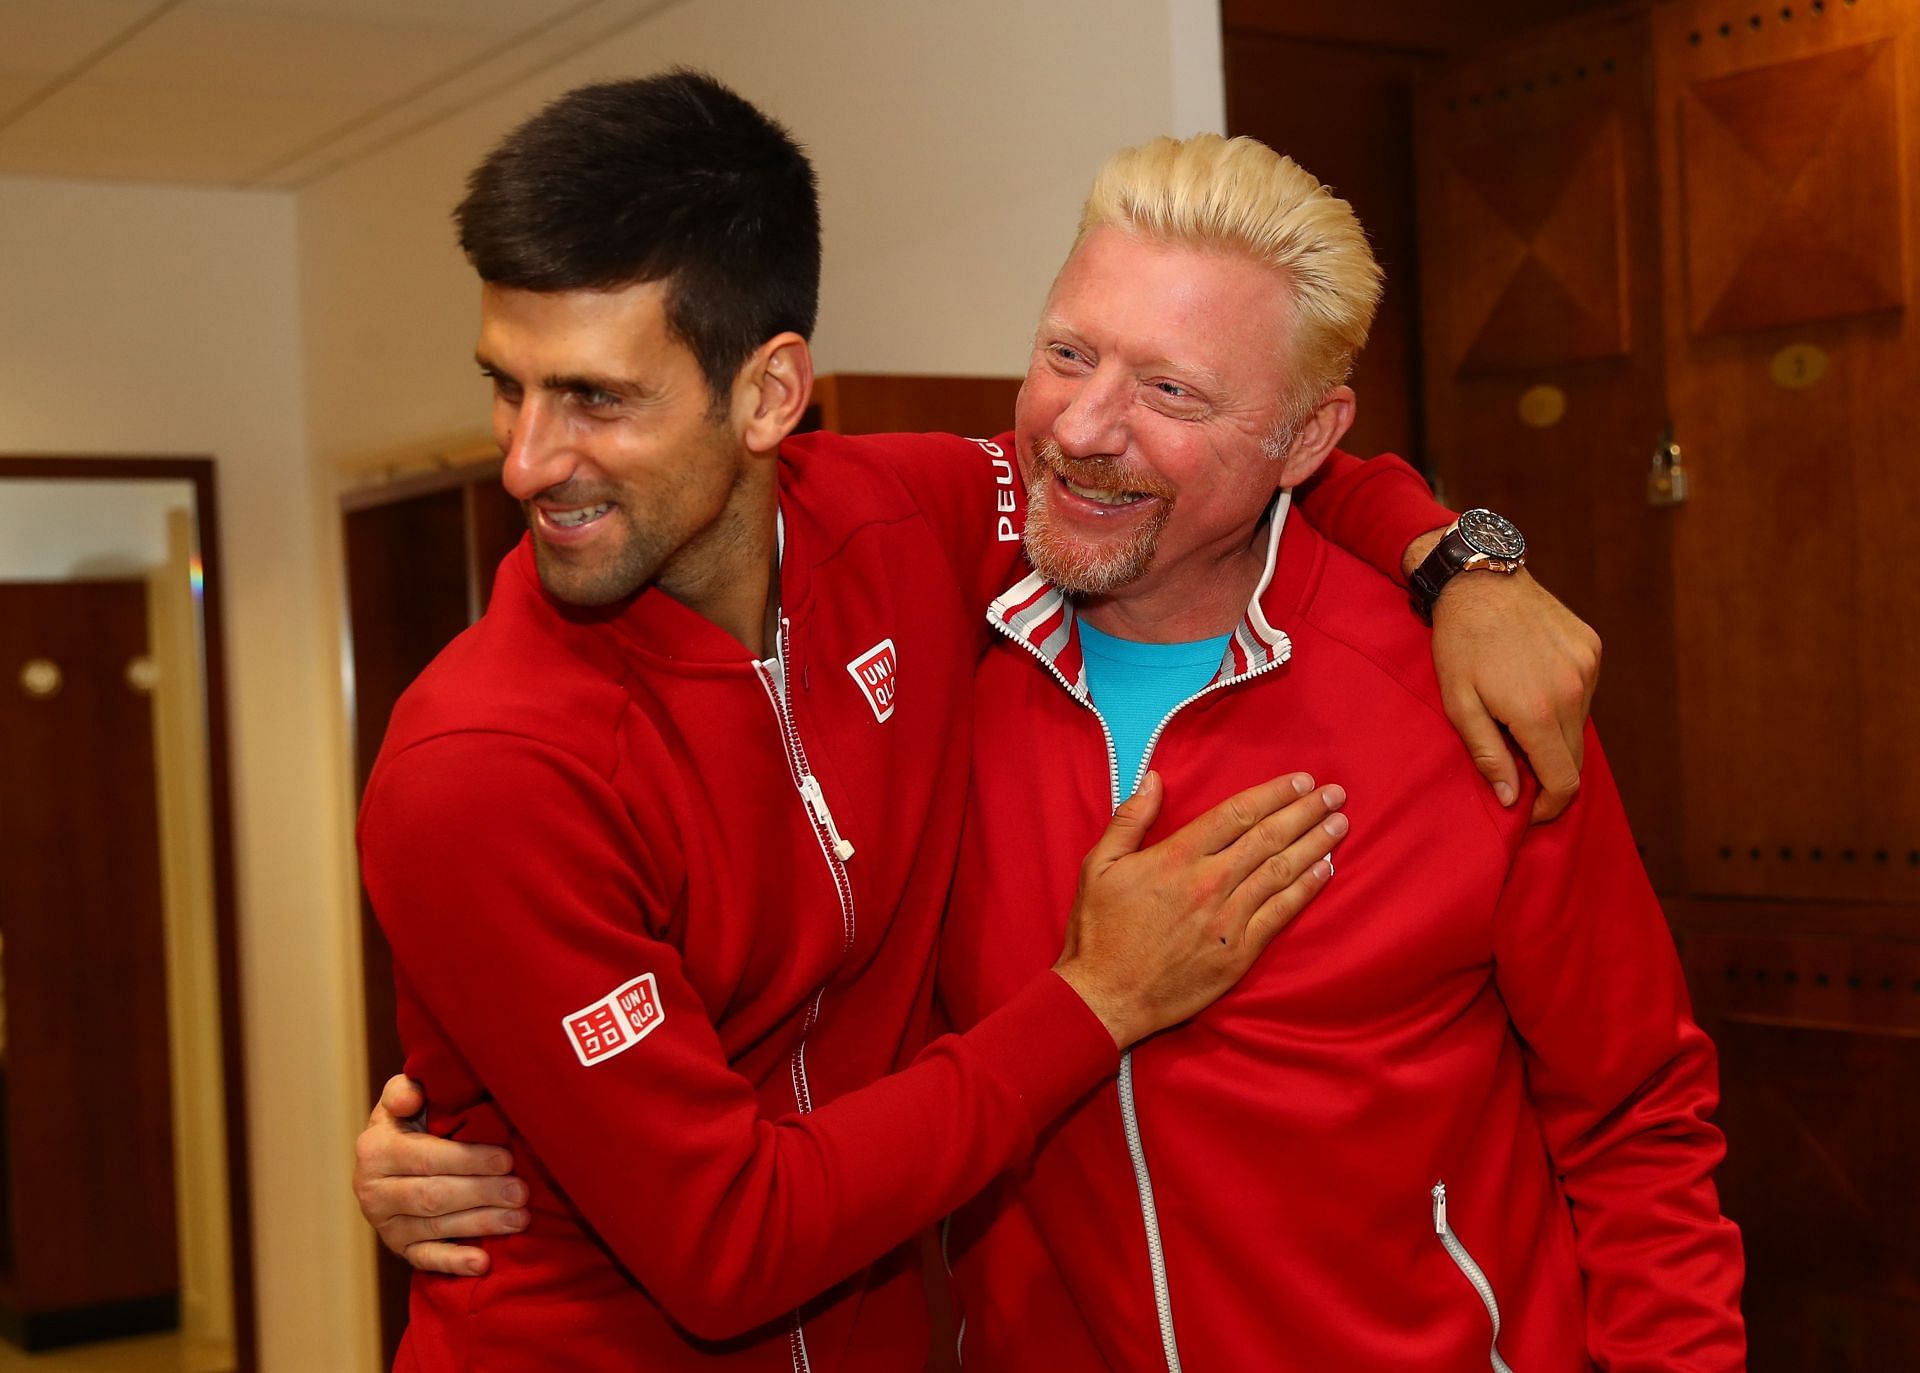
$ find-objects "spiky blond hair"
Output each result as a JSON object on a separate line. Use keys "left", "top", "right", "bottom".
{"left": 1076, "top": 133, "right": 1381, "bottom": 423}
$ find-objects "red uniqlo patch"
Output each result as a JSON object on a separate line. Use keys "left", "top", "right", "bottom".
{"left": 563, "top": 973, "right": 665, "bottom": 1066}
{"left": 846, "top": 639, "right": 898, "bottom": 723}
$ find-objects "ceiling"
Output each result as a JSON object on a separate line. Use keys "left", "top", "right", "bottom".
{"left": 3, "top": 1, "right": 1638, "bottom": 193}
{"left": 0, "top": 0, "right": 681, "bottom": 190}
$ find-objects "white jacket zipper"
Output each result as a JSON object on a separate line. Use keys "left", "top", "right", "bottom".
{"left": 986, "top": 614, "right": 1293, "bottom": 1372}
{"left": 1432, "top": 1182, "right": 1516, "bottom": 1373}
{"left": 752, "top": 617, "right": 857, "bottom": 1373}
{"left": 797, "top": 774, "right": 856, "bottom": 861}
{"left": 1116, "top": 658, "right": 1289, "bottom": 1373}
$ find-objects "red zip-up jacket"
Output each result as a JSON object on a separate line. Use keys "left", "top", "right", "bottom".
{"left": 940, "top": 501, "right": 1745, "bottom": 1372}
{"left": 359, "top": 431, "right": 1453, "bottom": 1371}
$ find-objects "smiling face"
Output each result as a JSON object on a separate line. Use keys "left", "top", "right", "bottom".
{"left": 478, "top": 280, "right": 747, "bottom": 607}
{"left": 1017, "top": 227, "right": 1328, "bottom": 621}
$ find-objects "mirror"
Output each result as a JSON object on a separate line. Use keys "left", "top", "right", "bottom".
{"left": 0, "top": 457, "right": 251, "bottom": 1371}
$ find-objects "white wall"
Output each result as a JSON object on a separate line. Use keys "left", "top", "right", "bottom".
{"left": 0, "top": 477, "right": 193, "bottom": 578}
{"left": 0, "top": 177, "right": 374, "bottom": 1371}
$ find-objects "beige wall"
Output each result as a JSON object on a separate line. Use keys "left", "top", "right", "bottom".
{"left": 3, "top": 3, "right": 1220, "bottom": 1368}
{"left": 0, "top": 176, "right": 374, "bottom": 1370}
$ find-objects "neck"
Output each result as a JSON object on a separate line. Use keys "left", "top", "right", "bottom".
{"left": 1077, "top": 516, "right": 1270, "bottom": 643}
{"left": 656, "top": 465, "right": 780, "bottom": 657}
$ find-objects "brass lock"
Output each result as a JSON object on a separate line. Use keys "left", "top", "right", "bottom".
{"left": 1648, "top": 427, "right": 1689, "bottom": 507}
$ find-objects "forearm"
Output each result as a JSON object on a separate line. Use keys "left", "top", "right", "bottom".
{"left": 363, "top": 736, "right": 1116, "bottom": 1340}
{"left": 405, "top": 959, "right": 1112, "bottom": 1340}
{"left": 1292, "top": 448, "right": 1453, "bottom": 583}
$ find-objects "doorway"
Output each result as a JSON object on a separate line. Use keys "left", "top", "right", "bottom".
{"left": 0, "top": 459, "right": 254, "bottom": 1372}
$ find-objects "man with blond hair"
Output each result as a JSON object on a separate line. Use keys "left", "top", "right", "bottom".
{"left": 938, "top": 133, "right": 1744, "bottom": 1370}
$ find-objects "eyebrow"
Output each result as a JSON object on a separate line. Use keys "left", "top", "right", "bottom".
{"left": 474, "top": 353, "right": 643, "bottom": 398}
{"left": 1035, "top": 320, "right": 1229, "bottom": 397}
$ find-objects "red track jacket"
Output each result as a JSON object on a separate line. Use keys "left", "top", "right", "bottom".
{"left": 941, "top": 501, "right": 1745, "bottom": 1371}
{"left": 359, "top": 431, "right": 1453, "bottom": 1370}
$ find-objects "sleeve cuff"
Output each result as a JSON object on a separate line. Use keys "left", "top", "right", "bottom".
{"left": 962, "top": 971, "right": 1120, "bottom": 1140}
{"left": 1310, "top": 453, "right": 1455, "bottom": 584}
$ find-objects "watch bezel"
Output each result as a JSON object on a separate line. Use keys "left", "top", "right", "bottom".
{"left": 1457, "top": 508, "right": 1526, "bottom": 561}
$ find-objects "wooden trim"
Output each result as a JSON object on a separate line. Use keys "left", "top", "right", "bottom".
{"left": 340, "top": 457, "right": 504, "bottom": 513}
{"left": 0, "top": 455, "right": 257, "bottom": 1372}
{"left": 1665, "top": 895, "right": 1920, "bottom": 945}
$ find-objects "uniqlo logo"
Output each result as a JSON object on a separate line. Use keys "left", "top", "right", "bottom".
{"left": 846, "top": 639, "right": 898, "bottom": 723}
{"left": 563, "top": 973, "right": 666, "bottom": 1067}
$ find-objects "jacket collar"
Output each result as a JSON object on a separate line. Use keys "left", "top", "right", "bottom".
{"left": 987, "top": 491, "right": 1296, "bottom": 697}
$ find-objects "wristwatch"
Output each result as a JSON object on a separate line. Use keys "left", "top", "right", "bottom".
{"left": 1408, "top": 508, "right": 1527, "bottom": 621}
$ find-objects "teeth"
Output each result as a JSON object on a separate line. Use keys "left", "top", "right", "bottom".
{"left": 1062, "top": 478, "right": 1140, "bottom": 505}
{"left": 547, "top": 503, "right": 612, "bottom": 528}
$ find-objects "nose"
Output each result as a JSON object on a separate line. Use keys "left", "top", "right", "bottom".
{"left": 498, "top": 396, "right": 575, "bottom": 502}
{"left": 1050, "top": 363, "right": 1130, "bottom": 460}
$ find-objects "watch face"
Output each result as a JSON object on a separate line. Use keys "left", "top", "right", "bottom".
{"left": 1458, "top": 508, "right": 1525, "bottom": 559}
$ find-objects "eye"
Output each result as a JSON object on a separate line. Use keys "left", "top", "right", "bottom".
{"left": 481, "top": 369, "right": 523, "bottom": 404}
{"left": 566, "top": 386, "right": 625, "bottom": 414}
{"left": 1153, "top": 380, "right": 1190, "bottom": 398}
{"left": 1047, "top": 343, "right": 1089, "bottom": 367}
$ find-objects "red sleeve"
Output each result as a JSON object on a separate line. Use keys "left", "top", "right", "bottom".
{"left": 1293, "top": 448, "right": 1455, "bottom": 583}
{"left": 1492, "top": 729, "right": 1746, "bottom": 1370}
{"left": 360, "top": 731, "right": 1117, "bottom": 1342}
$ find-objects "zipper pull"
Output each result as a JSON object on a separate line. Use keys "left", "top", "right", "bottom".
{"left": 799, "top": 774, "right": 856, "bottom": 862}
{"left": 1431, "top": 1181, "right": 1448, "bottom": 1235}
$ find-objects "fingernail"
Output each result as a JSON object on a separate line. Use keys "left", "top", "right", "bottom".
{"left": 1311, "top": 857, "right": 1334, "bottom": 880}
{"left": 466, "top": 1255, "right": 486, "bottom": 1276}
{"left": 1291, "top": 774, "right": 1314, "bottom": 795}
{"left": 504, "top": 1210, "right": 529, "bottom": 1231}
{"left": 1320, "top": 785, "right": 1346, "bottom": 809}
{"left": 504, "top": 1182, "right": 528, "bottom": 1206}
{"left": 1494, "top": 782, "right": 1516, "bottom": 806}
{"left": 1323, "top": 812, "right": 1349, "bottom": 839}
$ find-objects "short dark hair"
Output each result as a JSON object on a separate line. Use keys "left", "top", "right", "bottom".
{"left": 456, "top": 70, "right": 821, "bottom": 400}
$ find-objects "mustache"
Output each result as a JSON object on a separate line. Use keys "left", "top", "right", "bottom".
{"left": 1030, "top": 439, "right": 1175, "bottom": 499}
{"left": 523, "top": 480, "right": 620, "bottom": 509}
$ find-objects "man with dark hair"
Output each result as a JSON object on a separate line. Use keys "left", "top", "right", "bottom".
{"left": 355, "top": 71, "right": 1604, "bottom": 1370}
{"left": 456, "top": 74, "right": 821, "bottom": 405}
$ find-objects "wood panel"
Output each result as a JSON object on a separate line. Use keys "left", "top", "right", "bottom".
{"left": 1656, "top": 0, "right": 1920, "bottom": 903}
{"left": 0, "top": 581, "right": 178, "bottom": 1327}
{"left": 1416, "top": 9, "right": 1682, "bottom": 886}
{"left": 1672, "top": 897, "right": 1920, "bottom": 1366}
{"left": 1225, "top": 32, "right": 1430, "bottom": 462}
{"left": 804, "top": 374, "right": 1021, "bottom": 438}
{"left": 1222, "top": 0, "right": 1628, "bottom": 55}
{"left": 342, "top": 485, "right": 475, "bottom": 1369}
{"left": 465, "top": 470, "right": 525, "bottom": 611}
{"left": 1681, "top": 38, "right": 1905, "bottom": 334}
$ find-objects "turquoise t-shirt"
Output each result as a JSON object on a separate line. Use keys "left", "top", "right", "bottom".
{"left": 1078, "top": 619, "right": 1232, "bottom": 795}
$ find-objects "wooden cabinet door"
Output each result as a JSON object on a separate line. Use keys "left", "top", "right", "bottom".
{"left": 1655, "top": 0, "right": 1920, "bottom": 904}
{"left": 1650, "top": 3, "right": 1920, "bottom": 1360}
{"left": 0, "top": 581, "right": 180, "bottom": 1330}
{"left": 1420, "top": 2, "right": 1920, "bottom": 1367}
{"left": 1416, "top": 8, "right": 1681, "bottom": 885}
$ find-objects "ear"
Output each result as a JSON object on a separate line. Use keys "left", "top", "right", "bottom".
{"left": 1274, "top": 385, "right": 1356, "bottom": 489}
{"left": 733, "top": 332, "right": 815, "bottom": 455}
